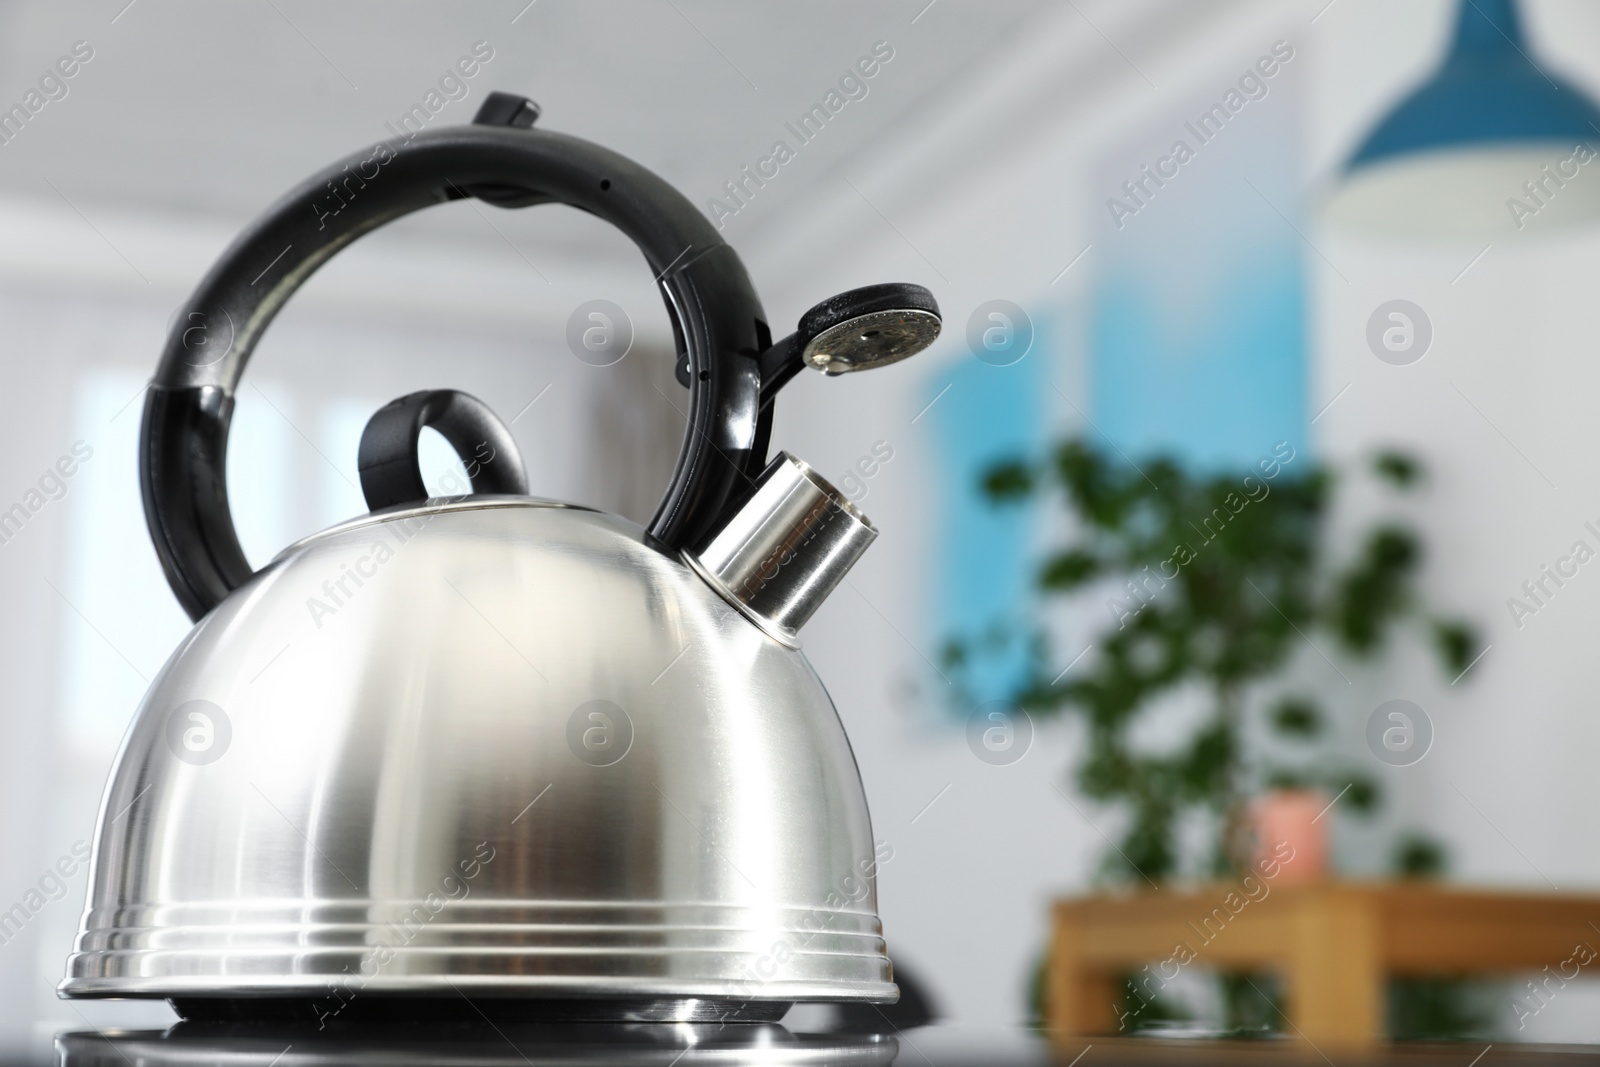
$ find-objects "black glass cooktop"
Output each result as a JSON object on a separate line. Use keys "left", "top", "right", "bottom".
{"left": 18, "top": 1021, "right": 1600, "bottom": 1067}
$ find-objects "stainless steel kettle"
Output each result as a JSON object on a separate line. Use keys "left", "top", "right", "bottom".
{"left": 59, "top": 94, "right": 941, "bottom": 1025}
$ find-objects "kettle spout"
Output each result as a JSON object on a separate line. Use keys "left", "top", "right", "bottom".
{"left": 685, "top": 453, "right": 877, "bottom": 645}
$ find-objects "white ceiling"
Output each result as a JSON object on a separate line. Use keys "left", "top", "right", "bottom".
{"left": 0, "top": 1, "right": 1057, "bottom": 268}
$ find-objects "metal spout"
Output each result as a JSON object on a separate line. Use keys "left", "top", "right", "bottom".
{"left": 686, "top": 453, "right": 877, "bottom": 645}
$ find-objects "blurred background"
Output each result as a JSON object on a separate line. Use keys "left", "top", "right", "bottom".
{"left": 4, "top": 0, "right": 1600, "bottom": 1050}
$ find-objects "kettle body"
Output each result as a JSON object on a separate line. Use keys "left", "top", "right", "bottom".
{"left": 63, "top": 499, "right": 891, "bottom": 1015}
{"left": 60, "top": 93, "right": 939, "bottom": 1019}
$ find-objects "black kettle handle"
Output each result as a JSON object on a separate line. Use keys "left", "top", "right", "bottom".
{"left": 140, "top": 95, "right": 768, "bottom": 621}
{"left": 358, "top": 390, "right": 528, "bottom": 511}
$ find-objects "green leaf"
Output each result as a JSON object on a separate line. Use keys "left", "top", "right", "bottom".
{"left": 1342, "top": 775, "right": 1380, "bottom": 814}
{"left": 1393, "top": 833, "right": 1448, "bottom": 879}
{"left": 1270, "top": 698, "right": 1321, "bottom": 738}
{"left": 1373, "top": 450, "right": 1422, "bottom": 488}
{"left": 1053, "top": 440, "right": 1143, "bottom": 529}
{"left": 1369, "top": 526, "right": 1420, "bottom": 571}
{"left": 1040, "top": 549, "right": 1100, "bottom": 590}
{"left": 981, "top": 459, "right": 1034, "bottom": 502}
{"left": 1331, "top": 525, "right": 1420, "bottom": 651}
{"left": 1431, "top": 619, "right": 1478, "bottom": 679}
{"left": 1118, "top": 797, "right": 1178, "bottom": 883}
{"left": 1179, "top": 722, "right": 1234, "bottom": 801}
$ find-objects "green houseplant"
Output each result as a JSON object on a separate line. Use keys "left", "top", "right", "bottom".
{"left": 949, "top": 438, "right": 1482, "bottom": 1036}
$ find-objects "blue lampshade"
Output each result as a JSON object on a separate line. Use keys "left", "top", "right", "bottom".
{"left": 1349, "top": 0, "right": 1600, "bottom": 171}
{"left": 1325, "top": 0, "right": 1600, "bottom": 237}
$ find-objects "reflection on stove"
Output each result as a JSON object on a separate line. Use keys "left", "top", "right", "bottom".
{"left": 56, "top": 1023, "right": 899, "bottom": 1066}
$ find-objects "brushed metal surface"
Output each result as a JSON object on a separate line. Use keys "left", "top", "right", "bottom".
{"left": 61, "top": 499, "right": 893, "bottom": 1005}
{"left": 690, "top": 455, "right": 876, "bottom": 645}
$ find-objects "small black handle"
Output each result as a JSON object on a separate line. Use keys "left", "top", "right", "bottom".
{"left": 358, "top": 390, "right": 528, "bottom": 512}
